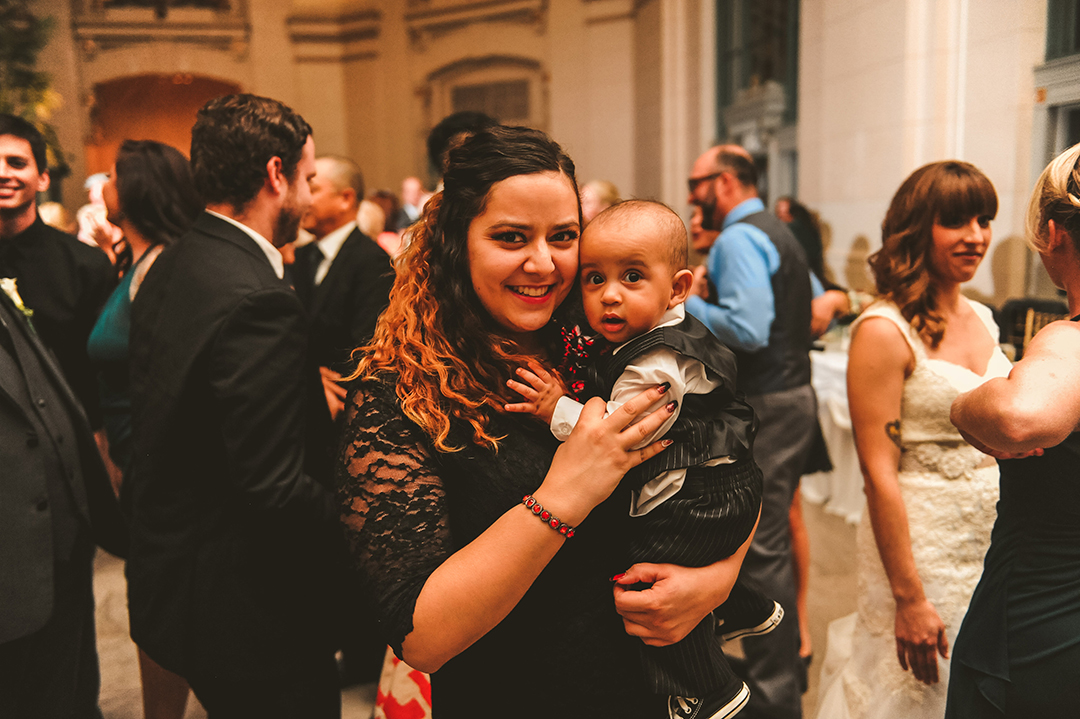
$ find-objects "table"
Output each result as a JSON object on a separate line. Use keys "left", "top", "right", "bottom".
{"left": 801, "top": 349, "right": 866, "bottom": 524}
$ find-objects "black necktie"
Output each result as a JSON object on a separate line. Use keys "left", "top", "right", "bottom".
{"left": 306, "top": 245, "right": 324, "bottom": 289}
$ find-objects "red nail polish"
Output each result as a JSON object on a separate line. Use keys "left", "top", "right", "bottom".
{"left": 658, "top": 382, "right": 671, "bottom": 394}
{"left": 666, "top": 400, "right": 678, "bottom": 412}
{"left": 610, "top": 573, "right": 626, "bottom": 582}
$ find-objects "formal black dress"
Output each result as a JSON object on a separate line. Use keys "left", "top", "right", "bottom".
{"left": 946, "top": 357, "right": 1080, "bottom": 717}
{"left": 337, "top": 378, "right": 659, "bottom": 718}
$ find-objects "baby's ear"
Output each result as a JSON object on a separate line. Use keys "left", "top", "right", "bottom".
{"left": 669, "top": 268, "right": 694, "bottom": 307}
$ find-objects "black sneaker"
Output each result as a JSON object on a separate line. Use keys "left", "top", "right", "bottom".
{"left": 668, "top": 682, "right": 750, "bottom": 719}
{"left": 717, "top": 599, "right": 783, "bottom": 642}
{"left": 714, "top": 581, "right": 784, "bottom": 642}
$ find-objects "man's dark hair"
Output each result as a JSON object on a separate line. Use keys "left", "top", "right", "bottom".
{"left": 426, "top": 111, "right": 498, "bottom": 177}
{"left": 0, "top": 114, "right": 48, "bottom": 172}
{"left": 716, "top": 149, "right": 758, "bottom": 189}
{"left": 190, "top": 94, "right": 312, "bottom": 210}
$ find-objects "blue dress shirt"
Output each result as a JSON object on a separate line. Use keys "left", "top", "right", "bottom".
{"left": 686, "top": 198, "right": 779, "bottom": 351}
{"left": 686, "top": 198, "right": 825, "bottom": 352}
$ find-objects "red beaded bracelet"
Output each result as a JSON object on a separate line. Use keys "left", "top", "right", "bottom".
{"left": 522, "top": 495, "right": 576, "bottom": 539}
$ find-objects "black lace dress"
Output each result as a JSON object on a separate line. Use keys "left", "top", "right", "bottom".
{"left": 337, "top": 378, "right": 658, "bottom": 717}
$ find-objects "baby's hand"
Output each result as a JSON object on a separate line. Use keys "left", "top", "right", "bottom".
{"left": 505, "top": 361, "right": 567, "bottom": 424}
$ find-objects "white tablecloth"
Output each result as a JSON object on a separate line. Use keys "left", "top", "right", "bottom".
{"left": 801, "top": 350, "right": 866, "bottom": 524}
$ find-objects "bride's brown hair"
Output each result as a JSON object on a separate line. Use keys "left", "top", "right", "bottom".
{"left": 869, "top": 161, "right": 997, "bottom": 349}
{"left": 348, "top": 125, "right": 581, "bottom": 452}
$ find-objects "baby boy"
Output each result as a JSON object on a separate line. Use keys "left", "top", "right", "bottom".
{"left": 508, "top": 200, "right": 782, "bottom": 719}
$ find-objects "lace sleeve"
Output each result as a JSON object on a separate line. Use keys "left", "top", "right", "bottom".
{"left": 337, "top": 379, "right": 452, "bottom": 656}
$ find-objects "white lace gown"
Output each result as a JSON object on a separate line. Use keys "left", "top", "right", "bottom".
{"left": 814, "top": 300, "right": 1010, "bottom": 719}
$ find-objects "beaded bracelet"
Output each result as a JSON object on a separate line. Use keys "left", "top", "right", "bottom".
{"left": 522, "top": 495, "right": 576, "bottom": 539}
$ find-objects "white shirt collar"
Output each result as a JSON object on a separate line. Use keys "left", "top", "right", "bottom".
{"left": 316, "top": 221, "right": 355, "bottom": 265}
{"left": 206, "top": 209, "right": 285, "bottom": 280}
{"left": 612, "top": 304, "right": 685, "bottom": 354}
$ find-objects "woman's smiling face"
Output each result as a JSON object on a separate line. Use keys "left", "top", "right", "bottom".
{"left": 929, "top": 214, "right": 991, "bottom": 284}
{"left": 467, "top": 171, "right": 581, "bottom": 344}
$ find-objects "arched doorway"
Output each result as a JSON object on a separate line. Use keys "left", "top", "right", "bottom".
{"left": 84, "top": 73, "right": 241, "bottom": 173}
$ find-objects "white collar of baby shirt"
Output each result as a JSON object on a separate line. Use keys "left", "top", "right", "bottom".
{"left": 611, "top": 303, "right": 685, "bottom": 355}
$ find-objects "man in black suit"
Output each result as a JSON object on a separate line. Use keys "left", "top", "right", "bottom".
{"left": 0, "top": 116, "right": 128, "bottom": 716}
{"left": 294, "top": 155, "right": 393, "bottom": 421}
{"left": 0, "top": 115, "right": 116, "bottom": 462}
{"left": 127, "top": 94, "right": 343, "bottom": 717}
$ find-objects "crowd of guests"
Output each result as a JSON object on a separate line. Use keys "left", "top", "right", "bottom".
{"left": 1, "top": 94, "right": 1079, "bottom": 719}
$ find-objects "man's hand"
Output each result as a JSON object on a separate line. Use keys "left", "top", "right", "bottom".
{"left": 504, "top": 361, "right": 567, "bottom": 424}
{"left": 690, "top": 265, "right": 711, "bottom": 301}
{"left": 320, "top": 366, "right": 347, "bottom": 421}
{"left": 810, "top": 289, "right": 850, "bottom": 338}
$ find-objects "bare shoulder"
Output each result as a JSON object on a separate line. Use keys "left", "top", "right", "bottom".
{"left": 849, "top": 314, "right": 915, "bottom": 375}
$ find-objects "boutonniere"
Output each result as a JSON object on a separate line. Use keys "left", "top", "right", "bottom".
{"left": 1, "top": 277, "right": 35, "bottom": 322}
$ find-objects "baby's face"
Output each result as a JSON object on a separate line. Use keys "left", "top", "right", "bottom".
{"left": 579, "top": 219, "right": 678, "bottom": 344}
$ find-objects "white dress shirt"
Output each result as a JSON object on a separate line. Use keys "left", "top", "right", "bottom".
{"left": 206, "top": 210, "right": 284, "bottom": 280}
{"left": 550, "top": 304, "right": 733, "bottom": 516}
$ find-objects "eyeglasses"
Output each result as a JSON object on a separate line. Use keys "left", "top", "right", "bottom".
{"left": 687, "top": 172, "right": 723, "bottom": 193}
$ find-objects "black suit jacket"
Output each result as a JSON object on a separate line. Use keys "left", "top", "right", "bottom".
{"left": 0, "top": 291, "right": 127, "bottom": 644}
{"left": 126, "top": 212, "right": 342, "bottom": 680}
{"left": 0, "top": 216, "right": 116, "bottom": 427}
{"left": 292, "top": 227, "right": 394, "bottom": 373}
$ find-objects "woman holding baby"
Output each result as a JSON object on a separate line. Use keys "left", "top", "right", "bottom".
{"left": 336, "top": 125, "right": 750, "bottom": 717}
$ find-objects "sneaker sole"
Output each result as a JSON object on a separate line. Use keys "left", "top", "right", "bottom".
{"left": 702, "top": 682, "right": 750, "bottom": 719}
{"left": 720, "top": 602, "right": 784, "bottom": 642}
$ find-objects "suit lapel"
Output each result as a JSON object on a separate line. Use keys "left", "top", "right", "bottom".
{"left": 0, "top": 293, "right": 35, "bottom": 421}
{"left": 0, "top": 285, "right": 91, "bottom": 426}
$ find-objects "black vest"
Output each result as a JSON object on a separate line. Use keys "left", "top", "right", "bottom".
{"left": 594, "top": 313, "right": 758, "bottom": 491}
{"left": 730, "top": 211, "right": 813, "bottom": 396}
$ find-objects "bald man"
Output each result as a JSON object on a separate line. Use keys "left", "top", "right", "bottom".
{"left": 685, "top": 145, "right": 816, "bottom": 719}
{"left": 296, "top": 155, "right": 394, "bottom": 421}
{"left": 295, "top": 155, "right": 394, "bottom": 686}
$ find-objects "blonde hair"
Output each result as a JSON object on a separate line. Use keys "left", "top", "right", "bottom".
{"left": 356, "top": 199, "right": 385, "bottom": 238}
{"left": 1027, "top": 142, "right": 1080, "bottom": 254}
{"left": 584, "top": 179, "right": 620, "bottom": 207}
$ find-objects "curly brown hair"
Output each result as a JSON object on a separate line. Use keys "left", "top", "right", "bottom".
{"left": 348, "top": 126, "right": 581, "bottom": 452}
{"left": 869, "top": 161, "right": 997, "bottom": 348}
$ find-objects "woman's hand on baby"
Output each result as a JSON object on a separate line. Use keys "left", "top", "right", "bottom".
{"left": 533, "top": 384, "right": 674, "bottom": 525}
{"left": 612, "top": 561, "right": 738, "bottom": 646}
{"left": 505, "top": 361, "right": 568, "bottom": 424}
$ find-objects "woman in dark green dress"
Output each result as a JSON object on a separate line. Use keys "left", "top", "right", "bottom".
{"left": 87, "top": 139, "right": 202, "bottom": 719}
{"left": 947, "top": 142, "right": 1080, "bottom": 718}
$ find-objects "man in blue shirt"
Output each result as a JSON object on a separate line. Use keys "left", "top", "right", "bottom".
{"left": 686, "top": 145, "right": 816, "bottom": 719}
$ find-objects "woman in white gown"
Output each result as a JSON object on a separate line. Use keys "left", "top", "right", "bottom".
{"left": 815, "top": 161, "right": 1011, "bottom": 719}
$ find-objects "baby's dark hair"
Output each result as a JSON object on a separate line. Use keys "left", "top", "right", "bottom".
{"left": 586, "top": 199, "right": 688, "bottom": 269}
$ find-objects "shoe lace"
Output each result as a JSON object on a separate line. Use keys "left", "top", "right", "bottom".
{"left": 676, "top": 696, "right": 699, "bottom": 714}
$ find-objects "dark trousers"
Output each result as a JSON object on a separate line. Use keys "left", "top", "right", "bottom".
{"left": 631, "top": 459, "right": 763, "bottom": 696}
{"left": 186, "top": 653, "right": 341, "bottom": 719}
{"left": 738, "top": 385, "right": 817, "bottom": 719}
{"left": 0, "top": 538, "right": 103, "bottom": 719}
